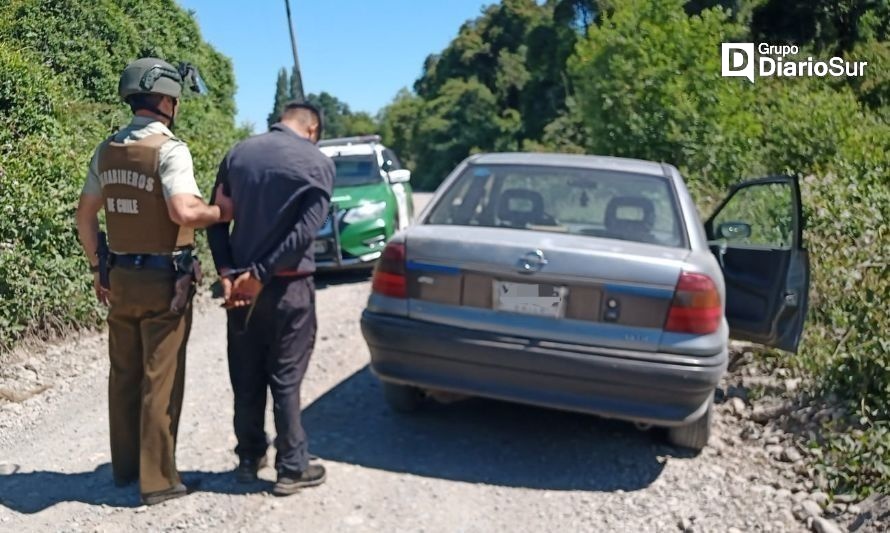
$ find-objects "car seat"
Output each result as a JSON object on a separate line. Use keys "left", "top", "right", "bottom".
{"left": 497, "top": 189, "right": 546, "bottom": 228}
{"left": 604, "top": 196, "right": 657, "bottom": 243}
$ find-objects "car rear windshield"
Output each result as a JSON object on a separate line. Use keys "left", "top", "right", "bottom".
{"left": 332, "top": 155, "right": 383, "bottom": 187}
{"left": 426, "top": 164, "right": 686, "bottom": 247}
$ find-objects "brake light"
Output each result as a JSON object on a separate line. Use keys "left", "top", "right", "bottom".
{"left": 664, "top": 272, "right": 722, "bottom": 334}
{"left": 372, "top": 242, "right": 407, "bottom": 298}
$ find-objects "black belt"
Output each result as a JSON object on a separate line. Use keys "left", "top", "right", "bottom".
{"left": 112, "top": 253, "right": 176, "bottom": 271}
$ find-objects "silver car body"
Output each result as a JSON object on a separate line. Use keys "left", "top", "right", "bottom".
{"left": 361, "top": 153, "right": 809, "bottom": 431}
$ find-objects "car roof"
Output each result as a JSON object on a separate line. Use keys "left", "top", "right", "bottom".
{"left": 469, "top": 153, "right": 667, "bottom": 177}
{"left": 320, "top": 144, "right": 378, "bottom": 157}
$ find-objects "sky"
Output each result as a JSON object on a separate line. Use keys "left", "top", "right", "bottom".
{"left": 177, "top": 0, "right": 494, "bottom": 129}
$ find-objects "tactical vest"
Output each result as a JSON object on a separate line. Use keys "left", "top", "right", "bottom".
{"left": 97, "top": 134, "right": 195, "bottom": 254}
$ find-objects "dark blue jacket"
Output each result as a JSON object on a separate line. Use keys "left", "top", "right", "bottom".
{"left": 208, "top": 123, "right": 335, "bottom": 282}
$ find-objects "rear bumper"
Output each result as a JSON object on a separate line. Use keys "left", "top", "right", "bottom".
{"left": 361, "top": 311, "right": 727, "bottom": 426}
{"left": 316, "top": 251, "right": 381, "bottom": 271}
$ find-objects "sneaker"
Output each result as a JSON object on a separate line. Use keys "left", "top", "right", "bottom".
{"left": 272, "top": 464, "right": 326, "bottom": 496}
{"left": 141, "top": 483, "right": 189, "bottom": 506}
{"left": 235, "top": 455, "right": 268, "bottom": 484}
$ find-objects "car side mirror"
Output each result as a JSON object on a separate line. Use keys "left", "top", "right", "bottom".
{"left": 716, "top": 221, "right": 752, "bottom": 241}
{"left": 388, "top": 169, "right": 411, "bottom": 184}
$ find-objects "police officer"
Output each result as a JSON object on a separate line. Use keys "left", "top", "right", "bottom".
{"left": 74, "top": 57, "right": 233, "bottom": 505}
{"left": 207, "top": 101, "right": 333, "bottom": 496}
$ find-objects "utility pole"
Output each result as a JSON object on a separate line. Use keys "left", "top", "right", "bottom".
{"left": 283, "top": 0, "right": 305, "bottom": 101}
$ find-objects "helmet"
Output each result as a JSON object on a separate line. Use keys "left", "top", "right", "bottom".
{"left": 118, "top": 57, "right": 184, "bottom": 100}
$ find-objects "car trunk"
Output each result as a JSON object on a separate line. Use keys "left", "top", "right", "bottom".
{"left": 404, "top": 225, "right": 691, "bottom": 352}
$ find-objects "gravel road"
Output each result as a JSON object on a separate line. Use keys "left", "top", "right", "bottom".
{"left": 0, "top": 193, "right": 820, "bottom": 532}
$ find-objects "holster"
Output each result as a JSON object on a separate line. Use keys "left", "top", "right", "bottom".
{"left": 96, "top": 231, "right": 111, "bottom": 290}
{"left": 170, "top": 251, "right": 202, "bottom": 314}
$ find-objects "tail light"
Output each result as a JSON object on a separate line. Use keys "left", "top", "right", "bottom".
{"left": 664, "top": 271, "right": 722, "bottom": 334}
{"left": 372, "top": 242, "right": 407, "bottom": 298}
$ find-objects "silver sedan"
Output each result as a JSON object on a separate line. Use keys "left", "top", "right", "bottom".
{"left": 361, "top": 153, "right": 810, "bottom": 451}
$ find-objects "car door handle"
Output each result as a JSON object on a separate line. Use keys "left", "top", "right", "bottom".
{"left": 784, "top": 291, "right": 799, "bottom": 307}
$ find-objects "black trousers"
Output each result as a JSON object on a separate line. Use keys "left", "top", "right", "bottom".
{"left": 226, "top": 276, "right": 316, "bottom": 474}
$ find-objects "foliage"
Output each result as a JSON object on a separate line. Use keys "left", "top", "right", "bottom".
{"left": 750, "top": 0, "right": 890, "bottom": 55}
{"left": 570, "top": 0, "right": 763, "bottom": 188}
{"left": 379, "top": 89, "right": 424, "bottom": 170}
{"left": 385, "top": 0, "right": 590, "bottom": 187}
{"left": 0, "top": 0, "right": 242, "bottom": 350}
{"left": 265, "top": 66, "right": 381, "bottom": 139}
{"left": 817, "top": 417, "right": 890, "bottom": 496}
{"left": 267, "top": 68, "right": 289, "bottom": 129}
{"left": 305, "top": 91, "right": 380, "bottom": 139}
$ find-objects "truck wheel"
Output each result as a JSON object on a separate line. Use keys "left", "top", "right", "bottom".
{"left": 382, "top": 382, "right": 423, "bottom": 413}
{"left": 667, "top": 401, "right": 712, "bottom": 452}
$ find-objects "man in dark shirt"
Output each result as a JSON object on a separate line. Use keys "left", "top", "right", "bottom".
{"left": 207, "top": 101, "right": 334, "bottom": 496}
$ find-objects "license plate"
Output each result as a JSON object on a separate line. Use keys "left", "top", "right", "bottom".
{"left": 493, "top": 281, "right": 566, "bottom": 318}
{"left": 313, "top": 240, "right": 329, "bottom": 255}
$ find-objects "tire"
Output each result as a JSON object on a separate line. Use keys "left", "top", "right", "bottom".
{"left": 667, "top": 401, "right": 713, "bottom": 452}
{"left": 382, "top": 382, "right": 423, "bottom": 413}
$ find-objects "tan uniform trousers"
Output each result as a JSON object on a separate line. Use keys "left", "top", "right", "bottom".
{"left": 106, "top": 266, "right": 192, "bottom": 495}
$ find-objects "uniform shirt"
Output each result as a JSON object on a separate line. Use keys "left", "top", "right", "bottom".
{"left": 207, "top": 123, "right": 335, "bottom": 284}
{"left": 81, "top": 116, "right": 202, "bottom": 199}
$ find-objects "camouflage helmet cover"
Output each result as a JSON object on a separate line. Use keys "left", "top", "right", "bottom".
{"left": 118, "top": 57, "right": 183, "bottom": 100}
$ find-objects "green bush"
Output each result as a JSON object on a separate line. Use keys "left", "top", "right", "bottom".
{"left": 0, "top": 0, "right": 242, "bottom": 350}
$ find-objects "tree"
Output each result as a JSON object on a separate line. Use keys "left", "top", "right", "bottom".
{"left": 751, "top": 0, "right": 890, "bottom": 55}
{"left": 570, "top": 0, "right": 763, "bottom": 186}
{"left": 343, "top": 112, "right": 377, "bottom": 136}
{"left": 267, "top": 68, "right": 289, "bottom": 128}
{"left": 306, "top": 91, "right": 352, "bottom": 138}
{"left": 380, "top": 88, "right": 423, "bottom": 170}
{"left": 412, "top": 78, "right": 502, "bottom": 189}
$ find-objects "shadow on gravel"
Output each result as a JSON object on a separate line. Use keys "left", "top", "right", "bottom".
{"left": 304, "top": 366, "right": 679, "bottom": 491}
{"left": 315, "top": 270, "right": 372, "bottom": 290}
{"left": 0, "top": 463, "right": 273, "bottom": 513}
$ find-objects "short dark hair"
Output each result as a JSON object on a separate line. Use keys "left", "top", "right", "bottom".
{"left": 126, "top": 93, "right": 167, "bottom": 114}
{"left": 280, "top": 100, "right": 322, "bottom": 126}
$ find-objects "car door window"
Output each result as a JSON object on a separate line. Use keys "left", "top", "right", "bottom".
{"left": 710, "top": 182, "right": 794, "bottom": 249}
{"left": 382, "top": 149, "right": 403, "bottom": 171}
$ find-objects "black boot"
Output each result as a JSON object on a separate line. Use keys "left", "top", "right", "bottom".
{"left": 272, "top": 464, "right": 326, "bottom": 496}
{"left": 235, "top": 455, "right": 268, "bottom": 484}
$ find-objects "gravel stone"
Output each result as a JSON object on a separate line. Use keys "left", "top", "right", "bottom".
{"left": 728, "top": 397, "right": 747, "bottom": 416}
{"left": 801, "top": 500, "right": 823, "bottom": 518}
{"left": 782, "top": 447, "right": 803, "bottom": 463}
{"left": 784, "top": 379, "right": 801, "bottom": 393}
{"left": 809, "top": 492, "right": 829, "bottom": 506}
{"left": 810, "top": 517, "right": 842, "bottom": 533}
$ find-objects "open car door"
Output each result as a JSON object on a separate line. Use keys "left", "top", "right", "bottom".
{"left": 705, "top": 175, "right": 810, "bottom": 353}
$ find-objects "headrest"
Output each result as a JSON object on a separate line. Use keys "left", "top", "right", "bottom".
{"left": 498, "top": 189, "right": 544, "bottom": 226}
{"left": 605, "top": 196, "right": 656, "bottom": 231}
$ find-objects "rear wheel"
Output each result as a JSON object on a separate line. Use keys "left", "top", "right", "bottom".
{"left": 667, "top": 401, "right": 713, "bottom": 452}
{"left": 382, "top": 382, "right": 423, "bottom": 412}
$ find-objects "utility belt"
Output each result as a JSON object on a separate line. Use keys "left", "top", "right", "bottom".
{"left": 112, "top": 253, "right": 179, "bottom": 271}
{"left": 275, "top": 269, "right": 313, "bottom": 279}
{"left": 96, "top": 232, "right": 201, "bottom": 313}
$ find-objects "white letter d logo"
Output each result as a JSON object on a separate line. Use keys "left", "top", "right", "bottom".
{"left": 722, "top": 43, "right": 755, "bottom": 83}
